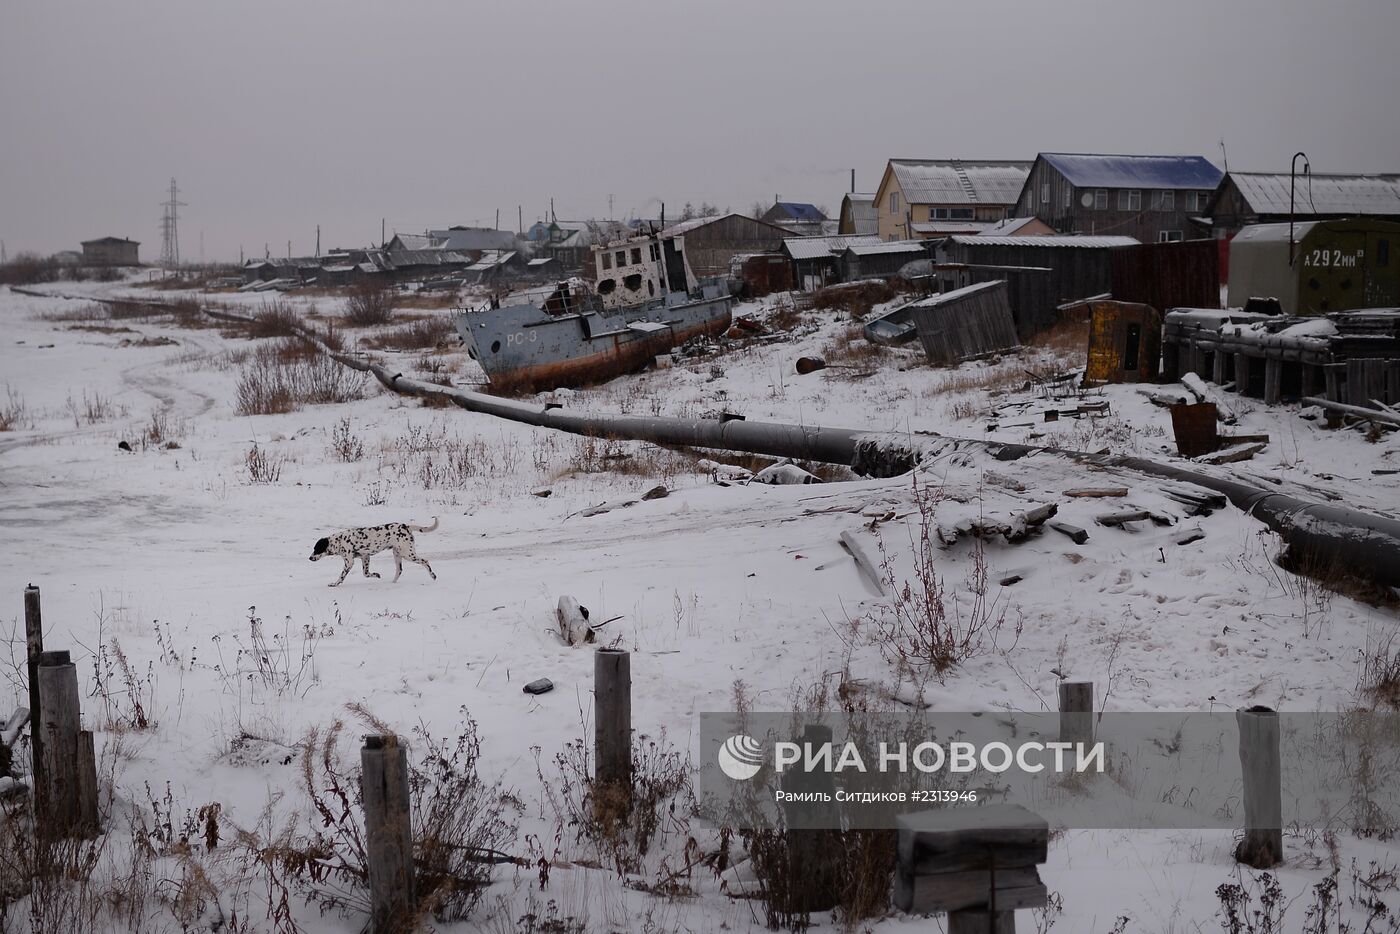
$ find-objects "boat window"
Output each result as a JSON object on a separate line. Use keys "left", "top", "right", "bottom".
{"left": 623, "top": 274, "right": 643, "bottom": 291}
{"left": 601, "top": 252, "right": 612, "bottom": 270}
{"left": 615, "top": 251, "right": 626, "bottom": 267}
{"left": 650, "top": 244, "right": 659, "bottom": 260}
{"left": 490, "top": 340, "right": 501, "bottom": 353}
{"left": 631, "top": 247, "right": 642, "bottom": 264}
{"left": 598, "top": 278, "right": 616, "bottom": 295}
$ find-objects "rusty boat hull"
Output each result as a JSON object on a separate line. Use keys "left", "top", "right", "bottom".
{"left": 456, "top": 281, "right": 731, "bottom": 394}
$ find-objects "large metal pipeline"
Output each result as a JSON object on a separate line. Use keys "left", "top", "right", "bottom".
{"left": 208, "top": 306, "right": 1400, "bottom": 587}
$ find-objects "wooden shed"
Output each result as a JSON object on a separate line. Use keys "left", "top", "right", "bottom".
{"left": 1083, "top": 300, "right": 1161, "bottom": 384}
{"left": 907, "top": 280, "right": 1019, "bottom": 366}
{"left": 936, "top": 235, "right": 1138, "bottom": 336}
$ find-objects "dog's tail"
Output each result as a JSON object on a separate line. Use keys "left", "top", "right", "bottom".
{"left": 409, "top": 517, "right": 439, "bottom": 533}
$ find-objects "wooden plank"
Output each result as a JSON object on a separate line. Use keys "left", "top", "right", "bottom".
{"left": 23, "top": 586, "right": 44, "bottom": 817}
{"left": 896, "top": 803, "right": 1048, "bottom": 870}
{"left": 895, "top": 866, "right": 1046, "bottom": 914}
{"left": 1049, "top": 522, "right": 1089, "bottom": 545}
{"left": 1058, "top": 681, "right": 1094, "bottom": 746}
{"left": 37, "top": 651, "right": 80, "bottom": 838}
{"left": 1199, "top": 442, "right": 1267, "bottom": 465}
{"left": 1064, "top": 488, "right": 1128, "bottom": 498}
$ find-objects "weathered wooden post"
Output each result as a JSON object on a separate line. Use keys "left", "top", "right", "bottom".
{"left": 594, "top": 647, "right": 632, "bottom": 793}
{"left": 23, "top": 585, "right": 44, "bottom": 811}
{"left": 780, "top": 723, "right": 840, "bottom": 913}
{"left": 1057, "top": 682, "right": 1094, "bottom": 747}
{"left": 36, "top": 650, "right": 82, "bottom": 837}
{"left": 895, "top": 803, "right": 1048, "bottom": 932}
{"left": 1234, "top": 706, "right": 1283, "bottom": 869}
{"left": 1212, "top": 350, "right": 1227, "bottom": 386}
{"left": 1233, "top": 354, "right": 1252, "bottom": 396}
{"left": 1263, "top": 358, "right": 1282, "bottom": 405}
{"left": 78, "top": 730, "right": 100, "bottom": 835}
{"left": 361, "top": 735, "right": 415, "bottom": 933}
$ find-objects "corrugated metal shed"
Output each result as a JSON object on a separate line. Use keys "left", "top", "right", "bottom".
{"left": 1038, "top": 153, "right": 1223, "bottom": 190}
{"left": 1224, "top": 172, "right": 1400, "bottom": 216}
{"left": 782, "top": 235, "right": 879, "bottom": 261}
{"left": 840, "top": 193, "right": 878, "bottom": 236}
{"left": 889, "top": 160, "right": 1032, "bottom": 205}
{"left": 912, "top": 221, "right": 992, "bottom": 235}
{"left": 907, "top": 280, "right": 1019, "bottom": 366}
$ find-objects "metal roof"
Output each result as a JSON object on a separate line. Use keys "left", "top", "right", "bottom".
{"left": 1225, "top": 172, "right": 1400, "bottom": 216}
{"left": 769, "top": 202, "right": 826, "bottom": 221}
{"left": 782, "top": 235, "right": 879, "bottom": 260}
{"left": 889, "top": 160, "right": 1032, "bottom": 205}
{"left": 910, "top": 280, "right": 1003, "bottom": 308}
{"left": 429, "top": 227, "right": 517, "bottom": 251}
{"left": 82, "top": 237, "right": 140, "bottom": 246}
{"left": 945, "top": 234, "right": 1139, "bottom": 248}
{"left": 980, "top": 217, "right": 1047, "bottom": 236}
{"left": 912, "top": 221, "right": 993, "bottom": 235}
{"left": 1038, "top": 153, "right": 1222, "bottom": 190}
{"left": 845, "top": 241, "right": 927, "bottom": 256}
{"left": 388, "top": 233, "right": 444, "bottom": 251}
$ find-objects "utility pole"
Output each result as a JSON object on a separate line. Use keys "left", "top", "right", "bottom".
{"left": 518, "top": 205, "right": 522, "bottom": 235}
{"left": 316, "top": 225, "right": 321, "bottom": 258}
{"left": 159, "top": 178, "right": 186, "bottom": 270}
{"left": 608, "top": 193, "right": 614, "bottom": 218}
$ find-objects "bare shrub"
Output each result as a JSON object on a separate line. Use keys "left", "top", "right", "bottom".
{"left": 92, "top": 637, "right": 155, "bottom": 732}
{"left": 236, "top": 710, "right": 517, "bottom": 929}
{"left": 65, "top": 390, "right": 125, "bottom": 426}
{"left": 247, "top": 300, "right": 301, "bottom": 338}
{"left": 364, "top": 315, "right": 455, "bottom": 351}
{"left": 1361, "top": 626, "right": 1400, "bottom": 709}
{"left": 0, "top": 253, "right": 60, "bottom": 286}
{"left": 806, "top": 280, "right": 896, "bottom": 319}
{"left": 245, "top": 443, "right": 285, "bottom": 483}
{"left": 329, "top": 416, "right": 365, "bottom": 462}
{"left": 234, "top": 339, "right": 368, "bottom": 416}
{"left": 537, "top": 731, "right": 693, "bottom": 878}
{"left": 0, "top": 386, "right": 28, "bottom": 431}
{"left": 820, "top": 323, "right": 889, "bottom": 375}
{"left": 344, "top": 280, "right": 396, "bottom": 327}
{"left": 867, "top": 474, "right": 1017, "bottom": 677}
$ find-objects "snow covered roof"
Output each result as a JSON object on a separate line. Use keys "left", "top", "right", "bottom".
{"left": 841, "top": 194, "right": 879, "bottom": 235}
{"left": 945, "top": 234, "right": 1139, "bottom": 248}
{"left": 388, "top": 233, "right": 444, "bottom": 251}
{"left": 1038, "top": 153, "right": 1223, "bottom": 190}
{"left": 980, "top": 217, "right": 1048, "bottom": 237}
{"left": 844, "top": 241, "right": 927, "bottom": 257}
{"left": 1224, "top": 172, "right": 1400, "bottom": 216}
{"left": 889, "top": 160, "right": 1032, "bottom": 205}
{"left": 782, "top": 235, "right": 880, "bottom": 260}
{"left": 912, "top": 221, "right": 994, "bottom": 235}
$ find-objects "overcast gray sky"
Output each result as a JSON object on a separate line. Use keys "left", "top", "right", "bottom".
{"left": 3, "top": 0, "right": 1396, "bottom": 262}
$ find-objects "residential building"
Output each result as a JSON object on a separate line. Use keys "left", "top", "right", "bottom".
{"left": 873, "top": 159, "right": 1032, "bottom": 241}
{"left": 837, "top": 193, "right": 878, "bottom": 236}
{"left": 781, "top": 235, "right": 880, "bottom": 290}
{"left": 761, "top": 201, "right": 828, "bottom": 237}
{"left": 81, "top": 237, "right": 140, "bottom": 266}
{"left": 1013, "top": 152, "right": 1223, "bottom": 243}
{"left": 659, "top": 213, "right": 792, "bottom": 277}
{"left": 1207, "top": 171, "right": 1400, "bottom": 237}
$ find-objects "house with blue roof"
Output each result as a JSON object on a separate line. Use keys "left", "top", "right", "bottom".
{"left": 761, "top": 200, "right": 829, "bottom": 236}
{"left": 1013, "top": 153, "right": 1223, "bottom": 243}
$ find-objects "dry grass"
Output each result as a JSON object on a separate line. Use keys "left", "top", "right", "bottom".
{"left": 395, "top": 290, "right": 461, "bottom": 310}
{"left": 245, "top": 299, "right": 301, "bottom": 338}
{"left": 343, "top": 280, "right": 396, "bottom": 326}
{"left": 234, "top": 339, "right": 368, "bottom": 416}
{"left": 362, "top": 314, "right": 456, "bottom": 351}
{"left": 805, "top": 280, "right": 897, "bottom": 319}
{"left": 1360, "top": 627, "right": 1400, "bottom": 709}
{"left": 820, "top": 323, "right": 890, "bottom": 375}
{"left": 0, "top": 385, "right": 29, "bottom": 431}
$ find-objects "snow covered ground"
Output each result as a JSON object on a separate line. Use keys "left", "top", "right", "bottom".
{"left": 1, "top": 275, "right": 1397, "bottom": 932}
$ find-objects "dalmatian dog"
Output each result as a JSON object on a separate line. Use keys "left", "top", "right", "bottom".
{"left": 309, "top": 518, "right": 438, "bottom": 586}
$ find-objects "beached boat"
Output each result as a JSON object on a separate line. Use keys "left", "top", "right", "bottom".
{"left": 455, "top": 228, "right": 731, "bottom": 394}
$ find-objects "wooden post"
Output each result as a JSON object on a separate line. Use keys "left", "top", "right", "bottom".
{"left": 23, "top": 585, "right": 44, "bottom": 813}
{"left": 1058, "top": 681, "right": 1094, "bottom": 747}
{"left": 594, "top": 648, "right": 631, "bottom": 791}
{"left": 949, "top": 909, "right": 1015, "bottom": 934}
{"left": 36, "top": 650, "right": 80, "bottom": 837}
{"left": 1263, "top": 358, "right": 1282, "bottom": 405}
{"left": 781, "top": 723, "right": 840, "bottom": 913}
{"left": 1212, "top": 349, "right": 1227, "bottom": 386}
{"left": 1233, "top": 354, "right": 1252, "bottom": 396}
{"left": 361, "top": 735, "right": 415, "bottom": 933}
{"left": 77, "top": 730, "right": 100, "bottom": 835}
{"left": 1234, "top": 706, "right": 1282, "bottom": 869}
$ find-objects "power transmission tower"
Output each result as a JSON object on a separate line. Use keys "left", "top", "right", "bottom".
{"left": 159, "top": 178, "right": 186, "bottom": 269}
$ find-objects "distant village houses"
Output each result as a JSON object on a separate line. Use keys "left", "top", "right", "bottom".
{"left": 761, "top": 201, "right": 829, "bottom": 237}
{"left": 1013, "top": 152, "right": 1223, "bottom": 243}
